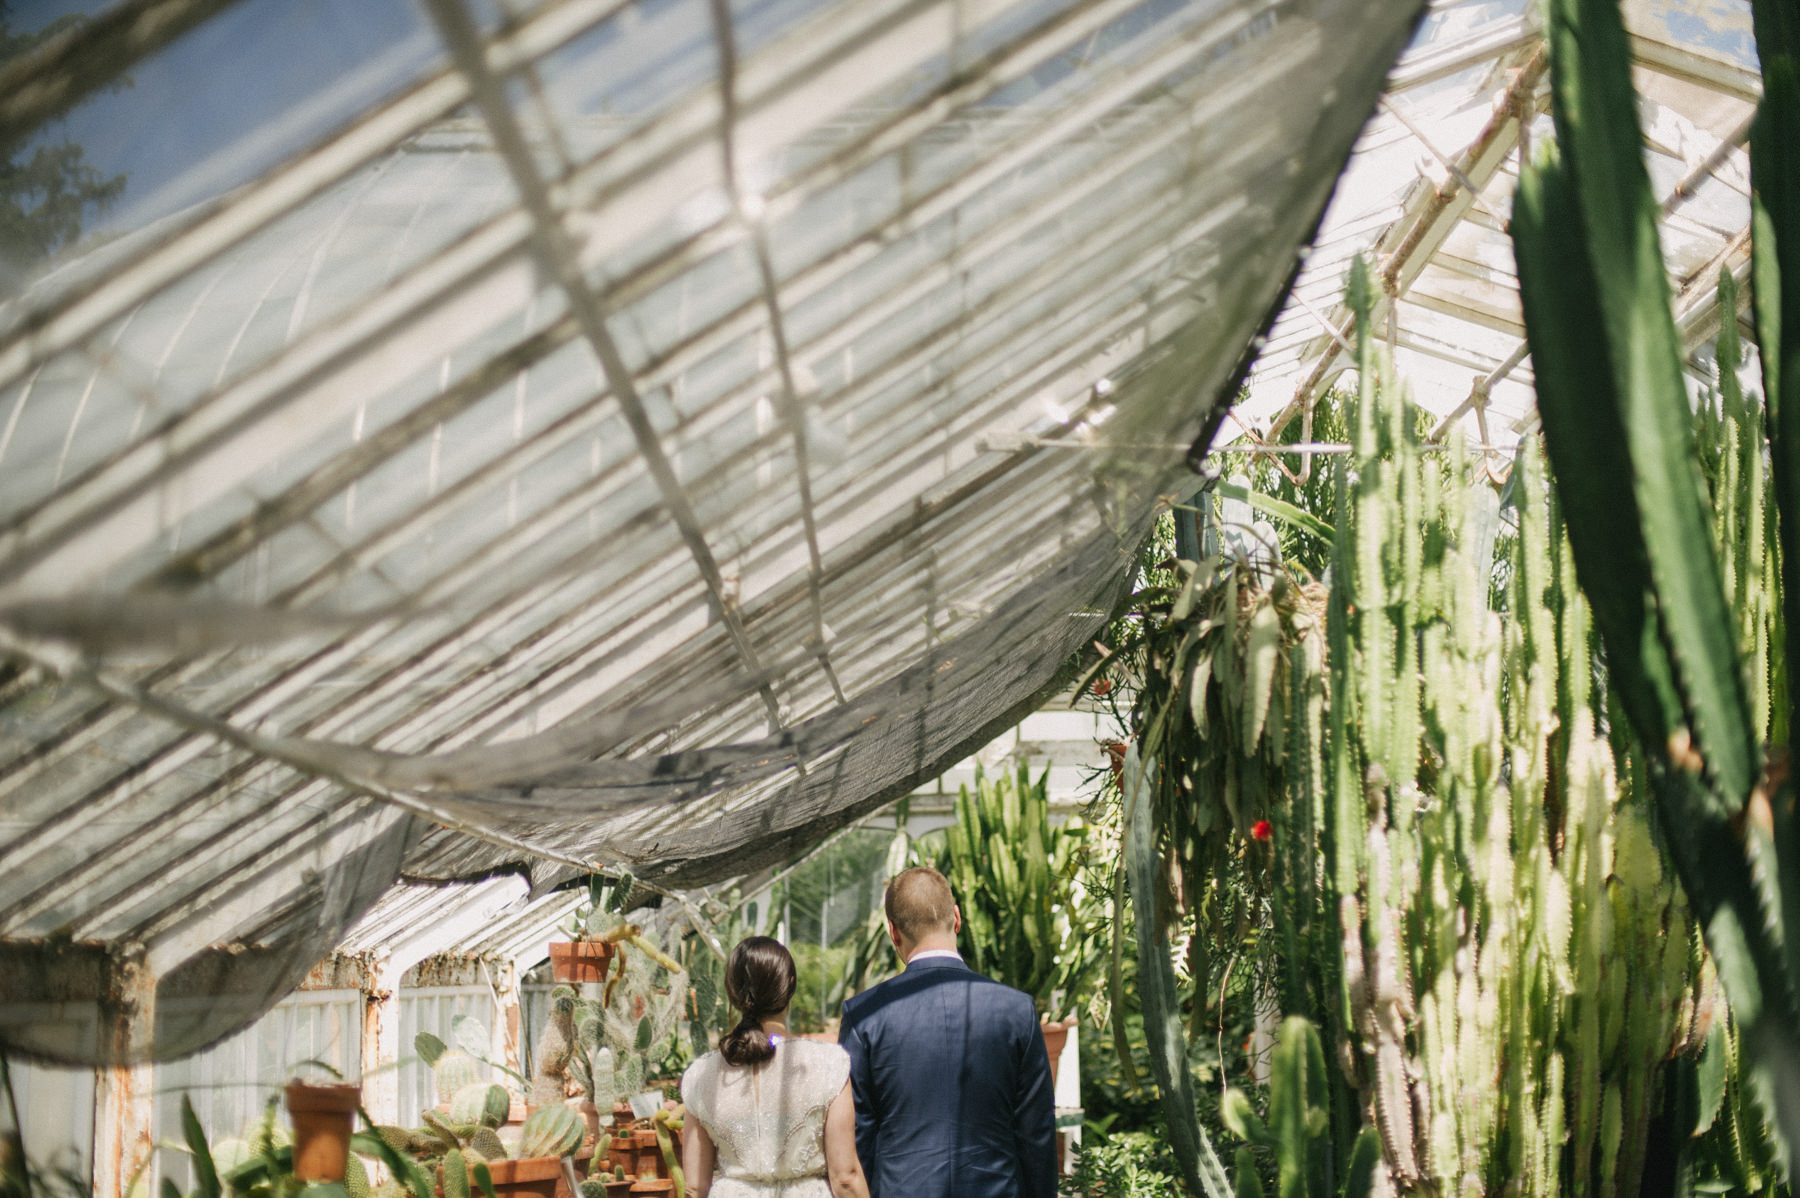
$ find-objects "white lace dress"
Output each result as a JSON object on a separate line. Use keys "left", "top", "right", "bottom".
{"left": 681, "top": 1039, "right": 849, "bottom": 1197}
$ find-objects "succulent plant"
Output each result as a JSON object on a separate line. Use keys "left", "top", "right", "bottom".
{"left": 518, "top": 1103, "right": 583, "bottom": 1159}
{"left": 442, "top": 1149, "right": 471, "bottom": 1198}
{"left": 449, "top": 1082, "right": 510, "bottom": 1130}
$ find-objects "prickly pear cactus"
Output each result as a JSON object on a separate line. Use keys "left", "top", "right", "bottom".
{"left": 469, "top": 1127, "right": 507, "bottom": 1162}
{"left": 442, "top": 1149, "right": 471, "bottom": 1198}
{"left": 518, "top": 1103, "right": 583, "bottom": 1159}
{"left": 450, "top": 1082, "right": 510, "bottom": 1129}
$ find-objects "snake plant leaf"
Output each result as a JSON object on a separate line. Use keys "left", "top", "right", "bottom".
{"left": 182, "top": 1095, "right": 221, "bottom": 1198}
{"left": 1547, "top": 0, "right": 1755, "bottom": 805}
{"left": 1214, "top": 481, "right": 1335, "bottom": 543}
{"left": 1122, "top": 744, "right": 1233, "bottom": 1198}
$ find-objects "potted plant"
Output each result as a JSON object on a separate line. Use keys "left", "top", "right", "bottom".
{"left": 550, "top": 893, "right": 635, "bottom": 984}
{"left": 529, "top": 922, "right": 688, "bottom": 1160}
{"left": 285, "top": 1079, "right": 362, "bottom": 1182}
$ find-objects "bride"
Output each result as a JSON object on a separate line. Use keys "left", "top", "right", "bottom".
{"left": 681, "top": 937, "right": 871, "bottom": 1198}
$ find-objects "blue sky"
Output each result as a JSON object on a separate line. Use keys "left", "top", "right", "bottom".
{"left": 12, "top": 0, "right": 441, "bottom": 236}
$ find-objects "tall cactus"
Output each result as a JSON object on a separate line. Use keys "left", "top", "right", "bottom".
{"left": 1512, "top": 0, "right": 1800, "bottom": 1163}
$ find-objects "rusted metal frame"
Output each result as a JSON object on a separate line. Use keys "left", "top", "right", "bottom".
{"left": 88, "top": 946, "right": 153, "bottom": 1198}
{"left": 1377, "top": 96, "right": 1506, "bottom": 221}
{"left": 0, "top": 0, "right": 634, "bottom": 399}
{"left": 421, "top": 0, "right": 789, "bottom": 733}
{"left": 1266, "top": 43, "right": 1545, "bottom": 441}
{"left": 708, "top": 0, "right": 845, "bottom": 708}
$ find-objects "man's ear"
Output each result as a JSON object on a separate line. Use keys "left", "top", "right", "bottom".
{"left": 952, "top": 904, "right": 963, "bottom": 934}
{"left": 887, "top": 920, "right": 902, "bottom": 948}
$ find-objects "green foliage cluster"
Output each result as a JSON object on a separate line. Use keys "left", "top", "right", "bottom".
{"left": 932, "top": 765, "right": 1102, "bottom": 1010}
{"left": 1112, "top": 257, "right": 1782, "bottom": 1194}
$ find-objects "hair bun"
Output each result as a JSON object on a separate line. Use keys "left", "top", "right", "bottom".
{"left": 719, "top": 1015, "right": 775, "bottom": 1067}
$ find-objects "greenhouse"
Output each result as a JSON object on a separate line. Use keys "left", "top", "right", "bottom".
{"left": 0, "top": 0, "right": 1791, "bottom": 1193}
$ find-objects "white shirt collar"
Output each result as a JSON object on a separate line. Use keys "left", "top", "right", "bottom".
{"left": 907, "top": 948, "right": 963, "bottom": 964}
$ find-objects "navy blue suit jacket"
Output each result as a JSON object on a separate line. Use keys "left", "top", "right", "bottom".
{"left": 839, "top": 956, "right": 1056, "bottom": 1198}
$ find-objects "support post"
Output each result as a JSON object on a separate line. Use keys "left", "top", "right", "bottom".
{"left": 91, "top": 950, "right": 155, "bottom": 1198}
{"left": 361, "top": 956, "right": 400, "bottom": 1125}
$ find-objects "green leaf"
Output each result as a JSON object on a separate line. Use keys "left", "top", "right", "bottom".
{"left": 1214, "top": 481, "right": 1334, "bottom": 542}
{"left": 182, "top": 1095, "right": 221, "bottom": 1198}
{"left": 1242, "top": 599, "right": 1281, "bottom": 754}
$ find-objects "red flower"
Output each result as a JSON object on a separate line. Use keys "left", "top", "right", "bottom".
{"left": 1092, "top": 678, "right": 1112, "bottom": 697}
{"left": 1250, "top": 820, "right": 1272, "bottom": 841}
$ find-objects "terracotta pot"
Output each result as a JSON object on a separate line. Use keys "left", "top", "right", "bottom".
{"left": 1040, "top": 1019, "right": 1074, "bottom": 1089}
{"left": 284, "top": 1081, "right": 360, "bottom": 1182}
{"left": 603, "top": 1181, "right": 634, "bottom": 1198}
{"left": 628, "top": 1182, "right": 673, "bottom": 1196}
{"left": 476, "top": 1157, "right": 562, "bottom": 1198}
{"left": 606, "top": 1136, "right": 635, "bottom": 1175}
{"left": 550, "top": 941, "right": 614, "bottom": 984}
{"left": 631, "top": 1129, "right": 661, "bottom": 1178}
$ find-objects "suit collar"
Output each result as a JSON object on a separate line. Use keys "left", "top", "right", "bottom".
{"left": 901, "top": 953, "right": 970, "bottom": 973}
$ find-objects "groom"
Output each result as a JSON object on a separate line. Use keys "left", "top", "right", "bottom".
{"left": 839, "top": 866, "right": 1056, "bottom": 1198}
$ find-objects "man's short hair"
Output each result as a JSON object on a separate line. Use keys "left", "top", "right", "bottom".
{"left": 886, "top": 866, "right": 957, "bottom": 941}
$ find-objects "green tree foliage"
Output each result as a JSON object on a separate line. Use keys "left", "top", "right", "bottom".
{"left": 0, "top": 5, "right": 126, "bottom": 272}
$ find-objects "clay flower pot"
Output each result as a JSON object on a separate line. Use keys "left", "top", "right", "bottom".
{"left": 628, "top": 1182, "right": 673, "bottom": 1195}
{"left": 285, "top": 1081, "right": 361, "bottom": 1182}
{"left": 549, "top": 941, "right": 614, "bottom": 983}
{"left": 606, "top": 1135, "right": 635, "bottom": 1175}
{"left": 631, "top": 1129, "right": 661, "bottom": 1178}
{"left": 1040, "top": 1019, "right": 1074, "bottom": 1089}
{"left": 477, "top": 1157, "right": 562, "bottom": 1198}
{"left": 603, "top": 1180, "right": 634, "bottom": 1198}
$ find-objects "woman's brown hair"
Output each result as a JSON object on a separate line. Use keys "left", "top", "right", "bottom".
{"left": 718, "top": 936, "right": 797, "bottom": 1066}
